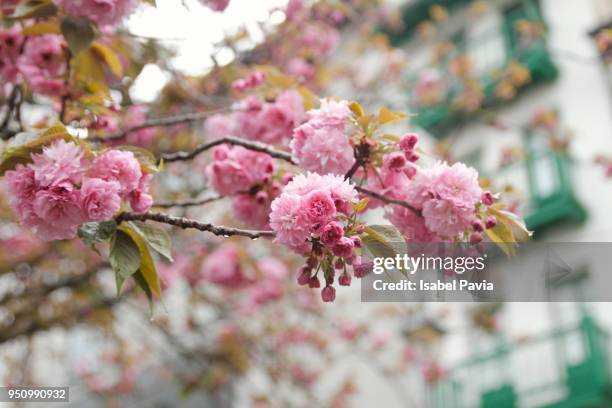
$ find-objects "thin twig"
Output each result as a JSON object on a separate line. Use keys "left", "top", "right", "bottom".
{"left": 160, "top": 136, "right": 295, "bottom": 164}
{"left": 90, "top": 107, "right": 236, "bottom": 142}
{"left": 356, "top": 186, "right": 421, "bottom": 214}
{"left": 153, "top": 195, "right": 223, "bottom": 209}
{"left": 115, "top": 211, "right": 276, "bottom": 239}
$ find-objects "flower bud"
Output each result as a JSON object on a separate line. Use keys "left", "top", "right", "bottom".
{"left": 308, "top": 276, "right": 320, "bottom": 288}
{"left": 332, "top": 236, "right": 355, "bottom": 258}
{"left": 471, "top": 219, "right": 484, "bottom": 232}
{"left": 485, "top": 215, "right": 497, "bottom": 229}
{"left": 297, "top": 267, "right": 311, "bottom": 286}
{"left": 481, "top": 191, "right": 494, "bottom": 206}
{"left": 321, "top": 285, "right": 336, "bottom": 302}
{"left": 470, "top": 232, "right": 484, "bottom": 244}
{"left": 400, "top": 133, "right": 419, "bottom": 151}
{"left": 351, "top": 236, "right": 362, "bottom": 248}
{"left": 338, "top": 273, "right": 352, "bottom": 286}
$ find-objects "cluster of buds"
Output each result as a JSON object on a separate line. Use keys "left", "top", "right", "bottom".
{"left": 296, "top": 222, "right": 366, "bottom": 302}
{"left": 232, "top": 71, "right": 267, "bottom": 93}
{"left": 469, "top": 190, "right": 497, "bottom": 244}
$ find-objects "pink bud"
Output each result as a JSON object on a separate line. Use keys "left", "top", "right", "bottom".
{"left": 481, "top": 191, "right": 494, "bottom": 206}
{"left": 400, "top": 133, "right": 419, "bottom": 151}
{"left": 387, "top": 152, "right": 406, "bottom": 170}
{"left": 232, "top": 79, "right": 248, "bottom": 92}
{"left": 334, "top": 259, "right": 344, "bottom": 269}
{"left": 321, "top": 285, "right": 336, "bottom": 302}
{"left": 406, "top": 151, "right": 420, "bottom": 162}
{"left": 255, "top": 191, "right": 269, "bottom": 204}
{"left": 282, "top": 173, "right": 295, "bottom": 185}
{"left": 405, "top": 165, "right": 417, "bottom": 179}
{"left": 485, "top": 216, "right": 497, "bottom": 229}
{"left": 297, "top": 267, "right": 311, "bottom": 286}
{"left": 356, "top": 225, "right": 365, "bottom": 234}
{"left": 470, "top": 232, "right": 484, "bottom": 244}
{"left": 471, "top": 219, "right": 484, "bottom": 232}
{"left": 332, "top": 237, "right": 355, "bottom": 258}
{"left": 351, "top": 236, "right": 362, "bottom": 248}
{"left": 338, "top": 273, "right": 351, "bottom": 286}
{"left": 309, "top": 276, "right": 320, "bottom": 288}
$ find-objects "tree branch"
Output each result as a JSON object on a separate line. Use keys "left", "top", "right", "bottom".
{"left": 356, "top": 186, "right": 421, "bottom": 214}
{"left": 160, "top": 136, "right": 295, "bottom": 164}
{"left": 153, "top": 195, "right": 224, "bottom": 209}
{"left": 116, "top": 211, "right": 276, "bottom": 239}
{"left": 90, "top": 107, "right": 236, "bottom": 142}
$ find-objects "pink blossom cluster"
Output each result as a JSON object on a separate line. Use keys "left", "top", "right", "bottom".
{"left": 205, "top": 145, "right": 275, "bottom": 196}
{"left": 205, "top": 144, "right": 281, "bottom": 228}
{"left": 387, "top": 161, "right": 496, "bottom": 242}
{"left": 362, "top": 133, "right": 421, "bottom": 209}
{"left": 235, "top": 89, "right": 304, "bottom": 145}
{"left": 270, "top": 173, "right": 365, "bottom": 302}
{"left": 299, "top": 24, "right": 339, "bottom": 57}
{"left": 91, "top": 105, "right": 155, "bottom": 146}
{"left": 0, "top": 26, "right": 22, "bottom": 84}
{"left": 5, "top": 140, "right": 153, "bottom": 241}
{"left": 17, "top": 34, "right": 67, "bottom": 96}
{"left": 290, "top": 99, "right": 355, "bottom": 175}
{"left": 232, "top": 71, "right": 266, "bottom": 92}
{"left": 52, "top": 0, "right": 138, "bottom": 27}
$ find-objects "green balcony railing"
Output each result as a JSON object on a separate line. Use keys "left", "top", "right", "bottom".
{"left": 430, "top": 314, "right": 612, "bottom": 408}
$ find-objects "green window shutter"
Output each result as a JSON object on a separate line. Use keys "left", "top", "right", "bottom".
{"left": 523, "top": 129, "right": 587, "bottom": 231}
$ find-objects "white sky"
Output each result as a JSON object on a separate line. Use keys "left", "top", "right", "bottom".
{"left": 127, "top": 0, "right": 289, "bottom": 102}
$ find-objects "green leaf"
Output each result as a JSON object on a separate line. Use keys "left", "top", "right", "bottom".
{"left": 133, "top": 269, "right": 154, "bottom": 310}
{"left": 78, "top": 220, "right": 117, "bottom": 248}
{"left": 363, "top": 225, "right": 405, "bottom": 259}
{"left": 110, "top": 230, "right": 141, "bottom": 294}
{"left": 0, "top": 125, "right": 72, "bottom": 175}
{"left": 61, "top": 16, "right": 95, "bottom": 55}
{"left": 128, "top": 221, "right": 173, "bottom": 261}
{"left": 8, "top": 0, "right": 58, "bottom": 20}
{"left": 115, "top": 146, "right": 159, "bottom": 173}
{"left": 349, "top": 101, "right": 365, "bottom": 117}
{"left": 120, "top": 225, "right": 162, "bottom": 299}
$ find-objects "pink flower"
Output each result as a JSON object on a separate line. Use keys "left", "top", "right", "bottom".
{"left": 17, "top": 35, "right": 66, "bottom": 96}
{"left": 290, "top": 99, "right": 354, "bottom": 175}
{"left": 270, "top": 173, "right": 357, "bottom": 253}
{"left": 320, "top": 222, "right": 344, "bottom": 246}
{"left": 332, "top": 236, "right": 354, "bottom": 258}
{"left": 303, "top": 190, "right": 336, "bottom": 231}
{"left": 386, "top": 205, "right": 439, "bottom": 242}
{"left": 205, "top": 145, "right": 274, "bottom": 196}
{"left": 285, "top": 0, "right": 305, "bottom": 20}
{"left": 235, "top": 90, "right": 304, "bottom": 145}
{"left": 231, "top": 192, "right": 275, "bottom": 230}
{"left": 80, "top": 178, "right": 121, "bottom": 221}
{"left": 300, "top": 24, "right": 339, "bottom": 57}
{"left": 204, "top": 114, "right": 234, "bottom": 141}
{"left": 206, "top": 0, "right": 230, "bottom": 11}
{"left": 286, "top": 58, "right": 315, "bottom": 80}
{"left": 89, "top": 150, "right": 142, "bottom": 196}
{"left": 125, "top": 105, "right": 155, "bottom": 146}
{"left": 201, "top": 244, "right": 248, "bottom": 288}
{"left": 128, "top": 173, "right": 153, "bottom": 213}
{"left": 269, "top": 193, "right": 311, "bottom": 253}
{"left": 30, "top": 140, "right": 86, "bottom": 188}
{"left": 0, "top": 26, "right": 23, "bottom": 83}
{"left": 30, "top": 187, "right": 83, "bottom": 240}
{"left": 291, "top": 123, "right": 355, "bottom": 175}
{"left": 52, "top": 0, "right": 138, "bottom": 27}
